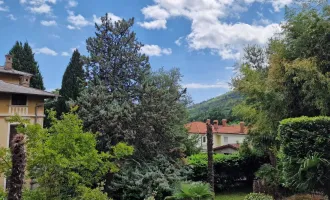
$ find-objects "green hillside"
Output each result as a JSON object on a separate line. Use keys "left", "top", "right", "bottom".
{"left": 188, "top": 91, "right": 243, "bottom": 123}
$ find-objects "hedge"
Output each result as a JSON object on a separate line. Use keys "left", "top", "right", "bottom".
{"left": 188, "top": 153, "right": 268, "bottom": 191}
{"left": 278, "top": 116, "right": 330, "bottom": 194}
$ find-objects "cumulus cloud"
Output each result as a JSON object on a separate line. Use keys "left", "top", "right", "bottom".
{"left": 67, "top": 11, "right": 91, "bottom": 29}
{"left": 0, "top": 0, "right": 9, "bottom": 12}
{"left": 7, "top": 14, "right": 17, "bottom": 20}
{"left": 139, "top": 0, "right": 286, "bottom": 60}
{"left": 61, "top": 52, "right": 70, "bottom": 56}
{"left": 34, "top": 47, "right": 58, "bottom": 56}
{"left": 67, "top": 0, "right": 77, "bottom": 8}
{"left": 140, "top": 45, "right": 172, "bottom": 56}
{"left": 175, "top": 37, "right": 184, "bottom": 46}
{"left": 183, "top": 81, "right": 230, "bottom": 89}
{"left": 138, "top": 20, "right": 167, "bottom": 29}
{"left": 41, "top": 20, "right": 57, "bottom": 26}
{"left": 93, "top": 13, "right": 121, "bottom": 25}
{"left": 21, "top": 0, "right": 56, "bottom": 15}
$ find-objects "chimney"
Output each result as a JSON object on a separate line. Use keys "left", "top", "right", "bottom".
{"left": 4, "top": 55, "right": 13, "bottom": 70}
{"left": 213, "top": 120, "right": 219, "bottom": 130}
{"left": 206, "top": 119, "right": 211, "bottom": 125}
{"left": 240, "top": 122, "right": 245, "bottom": 133}
{"left": 19, "top": 76, "right": 31, "bottom": 87}
{"left": 222, "top": 119, "right": 227, "bottom": 127}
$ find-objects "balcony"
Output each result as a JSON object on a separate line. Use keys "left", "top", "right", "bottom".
{"left": 9, "top": 105, "right": 28, "bottom": 116}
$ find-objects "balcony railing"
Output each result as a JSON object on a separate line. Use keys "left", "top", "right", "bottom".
{"left": 9, "top": 105, "right": 28, "bottom": 116}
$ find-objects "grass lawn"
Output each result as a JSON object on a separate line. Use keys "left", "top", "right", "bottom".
{"left": 215, "top": 191, "right": 249, "bottom": 200}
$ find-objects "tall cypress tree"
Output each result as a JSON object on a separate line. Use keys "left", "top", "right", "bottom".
{"left": 57, "top": 50, "right": 84, "bottom": 115}
{"left": 59, "top": 50, "right": 84, "bottom": 101}
{"left": 9, "top": 41, "right": 45, "bottom": 90}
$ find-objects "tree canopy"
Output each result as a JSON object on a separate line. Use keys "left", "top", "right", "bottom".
{"left": 9, "top": 41, "right": 45, "bottom": 90}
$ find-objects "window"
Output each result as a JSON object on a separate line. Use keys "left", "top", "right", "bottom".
{"left": 12, "top": 94, "right": 27, "bottom": 105}
{"left": 202, "top": 136, "right": 206, "bottom": 143}
{"left": 224, "top": 137, "right": 228, "bottom": 144}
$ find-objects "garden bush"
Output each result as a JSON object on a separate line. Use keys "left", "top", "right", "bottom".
{"left": 169, "top": 182, "right": 214, "bottom": 200}
{"left": 244, "top": 193, "right": 273, "bottom": 200}
{"left": 109, "top": 155, "right": 191, "bottom": 200}
{"left": 279, "top": 116, "right": 330, "bottom": 196}
{"left": 188, "top": 153, "right": 268, "bottom": 191}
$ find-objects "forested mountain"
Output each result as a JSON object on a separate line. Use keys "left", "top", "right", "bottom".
{"left": 188, "top": 91, "right": 243, "bottom": 123}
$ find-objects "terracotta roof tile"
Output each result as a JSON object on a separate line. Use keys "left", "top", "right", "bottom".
{"left": 185, "top": 121, "right": 248, "bottom": 135}
{"left": 0, "top": 66, "right": 33, "bottom": 76}
{"left": 0, "top": 80, "right": 56, "bottom": 97}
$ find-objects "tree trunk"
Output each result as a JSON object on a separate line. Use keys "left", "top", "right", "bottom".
{"left": 8, "top": 134, "right": 26, "bottom": 200}
{"left": 206, "top": 119, "right": 214, "bottom": 192}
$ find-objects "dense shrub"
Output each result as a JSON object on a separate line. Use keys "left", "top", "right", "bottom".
{"left": 188, "top": 153, "right": 268, "bottom": 191}
{"left": 109, "top": 156, "right": 191, "bottom": 200}
{"left": 279, "top": 116, "right": 330, "bottom": 196}
{"left": 169, "top": 182, "right": 214, "bottom": 200}
{"left": 244, "top": 193, "right": 273, "bottom": 200}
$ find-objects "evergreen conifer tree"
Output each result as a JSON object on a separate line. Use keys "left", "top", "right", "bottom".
{"left": 9, "top": 42, "right": 45, "bottom": 90}
{"left": 59, "top": 50, "right": 84, "bottom": 101}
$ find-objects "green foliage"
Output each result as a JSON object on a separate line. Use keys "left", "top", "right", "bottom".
{"left": 55, "top": 50, "right": 85, "bottom": 117}
{"left": 75, "top": 186, "right": 110, "bottom": 200}
{"left": 244, "top": 193, "right": 273, "bottom": 200}
{"left": 9, "top": 41, "right": 45, "bottom": 90}
{"left": 188, "top": 153, "right": 268, "bottom": 191}
{"left": 78, "top": 14, "right": 191, "bottom": 162}
{"left": 255, "top": 164, "right": 279, "bottom": 188}
{"left": 232, "top": 5, "right": 330, "bottom": 160}
{"left": 170, "top": 182, "right": 214, "bottom": 200}
{"left": 0, "top": 147, "right": 11, "bottom": 177}
{"left": 188, "top": 91, "right": 243, "bottom": 123}
{"left": 109, "top": 155, "right": 191, "bottom": 200}
{"left": 8, "top": 111, "right": 133, "bottom": 199}
{"left": 0, "top": 189, "right": 6, "bottom": 200}
{"left": 278, "top": 116, "right": 330, "bottom": 194}
{"left": 60, "top": 50, "right": 84, "bottom": 101}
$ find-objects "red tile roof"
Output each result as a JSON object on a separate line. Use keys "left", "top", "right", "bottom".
{"left": 213, "top": 143, "right": 240, "bottom": 151}
{"left": 185, "top": 121, "right": 248, "bottom": 135}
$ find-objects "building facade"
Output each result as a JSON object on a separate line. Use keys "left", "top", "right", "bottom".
{"left": 185, "top": 119, "right": 248, "bottom": 153}
{"left": 0, "top": 55, "right": 56, "bottom": 189}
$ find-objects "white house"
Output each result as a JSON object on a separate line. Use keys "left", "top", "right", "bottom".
{"left": 185, "top": 119, "right": 248, "bottom": 154}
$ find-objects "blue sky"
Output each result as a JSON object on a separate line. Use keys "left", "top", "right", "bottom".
{"left": 0, "top": 0, "right": 289, "bottom": 103}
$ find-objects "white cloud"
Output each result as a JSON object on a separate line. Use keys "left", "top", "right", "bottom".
{"left": 141, "top": 5, "right": 169, "bottom": 20}
{"left": 183, "top": 81, "right": 230, "bottom": 89}
{"left": 50, "top": 34, "right": 60, "bottom": 38}
{"left": 175, "top": 37, "right": 184, "bottom": 46}
{"left": 41, "top": 20, "right": 57, "bottom": 26}
{"left": 140, "top": 45, "right": 172, "bottom": 56}
{"left": 0, "top": 0, "right": 8, "bottom": 12}
{"left": 225, "top": 66, "right": 235, "bottom": 70}
{"left": 7, "top": 14, "right": 17, "bottom": 20}
{"left": 139, "top": 0, "right": 287, "bottom": 60}
{"left": 61, "top": 52, "right": 70, "bottom": 56}
{"left": 28, "top": 4, "right": 51, "bottom": 14}
{"left": 34, "top": 47, "right": 58, "bottom": 56}
{"left": 67, "top": 11, "right": 91, "bottom": 29}
{"left": 138, "top": 20, "right": 167, "bottom": 29}
{"left": 92, "top": 13, "right": 121, "bottom": 25}
{"left": 67, "top": 0, "right": 77, "bottom": 8}
{"left": 70, "top": 45, "right": 80, "bottom": 52}
{"left": 67, "top": 25, "right": 75, "bottom": 30}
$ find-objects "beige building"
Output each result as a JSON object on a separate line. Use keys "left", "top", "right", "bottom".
{"left": 0, "top": 55, "right": 55, "bottom": 189}
{"left": 185, "top": 119, "right": 248, "bottom": 154}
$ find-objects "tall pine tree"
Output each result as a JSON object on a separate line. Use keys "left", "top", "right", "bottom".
{"left": 59, "top": 50, "right": 84, "bottom": 101}
{"left": 9, "top": 42, "right": 45, "bottom": 90}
